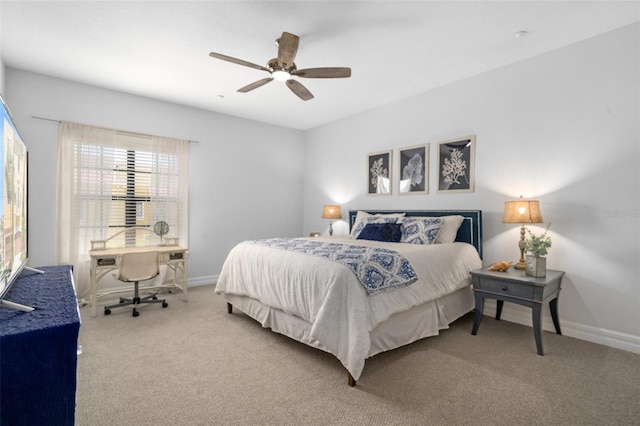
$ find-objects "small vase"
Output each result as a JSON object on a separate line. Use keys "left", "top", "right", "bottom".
{"left": 525, "top": 255, "right": 546, "bottom": 277}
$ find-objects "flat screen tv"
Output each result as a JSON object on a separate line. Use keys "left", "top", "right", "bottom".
{"left": 0, "top": 93, "right": 33, "bottom": 312}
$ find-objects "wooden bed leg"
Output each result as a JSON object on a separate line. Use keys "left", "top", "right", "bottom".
{"left": 347, "top": 372, "right": 356, "bottom": 387}
{"left": 227, "top": 302, "right": 233, "bottom": 314}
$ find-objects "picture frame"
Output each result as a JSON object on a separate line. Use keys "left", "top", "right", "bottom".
{"left": 437, "top": 135, "right": 476, "bottom": 193}
{"left": 367, "top": 150, "right": 392, "bottom": 195}
{"left": 398, "top": 144, "right": 429, "bottom": 195}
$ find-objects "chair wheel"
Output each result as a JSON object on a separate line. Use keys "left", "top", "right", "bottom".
{"left": 104, "top": 308, "right": 111, "bottom": 315}
{"left": 162, "top": 302, "right": 168, "bottom": 308}
{"left": 152, "top": 295, "right": 158, "bottom": 300}
{"left": 132, "top": 310, "right": 139, "bottom": 317}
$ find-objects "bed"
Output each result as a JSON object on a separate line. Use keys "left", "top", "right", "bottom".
{"left": 214, "top": 210, "right": 483, "bottom": 386}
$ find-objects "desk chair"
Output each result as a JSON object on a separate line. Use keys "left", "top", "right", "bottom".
{"left": 104, "top": 251, "right": 168, "bottom": 317}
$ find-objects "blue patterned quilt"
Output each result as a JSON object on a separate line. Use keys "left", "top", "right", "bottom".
{"left": 250, "top": 238, "right": 418, "bottom": 295}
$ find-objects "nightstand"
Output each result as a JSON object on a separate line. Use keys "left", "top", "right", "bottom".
{"left": 470, "top": 267, "right": 565, "bottom": 355}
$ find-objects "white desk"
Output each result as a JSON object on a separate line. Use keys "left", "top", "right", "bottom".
{"left": 89, "top": 245, "right": 188, "bottom": 317}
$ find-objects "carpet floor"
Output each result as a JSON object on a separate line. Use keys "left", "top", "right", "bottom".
{"left": 75, "top": 285, "right": 640, "bottom": 425}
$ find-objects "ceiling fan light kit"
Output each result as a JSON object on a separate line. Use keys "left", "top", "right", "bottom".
{"left": 209, "top": 31, "right": 351, "bottom": 101}
{"left": 272, "top": 70, "right": 290, "bottom": 82}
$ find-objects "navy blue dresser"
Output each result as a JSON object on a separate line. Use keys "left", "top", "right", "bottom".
{"left": 0, "top": 265, "right": 80, "bottom": 426}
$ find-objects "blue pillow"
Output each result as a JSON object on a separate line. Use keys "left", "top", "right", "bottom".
{"left": 400, "top": 217, "right": 443, "bottom": 245}
{"left": 351, "top": 216, "right": 399, "bottom": 239}
{"left": 356, "top": 223, "right": 402, "bottom": 243}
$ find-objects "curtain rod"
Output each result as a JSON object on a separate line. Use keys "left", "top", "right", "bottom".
{"left": 31, "top": 115, "right": 199, "bottom": 143}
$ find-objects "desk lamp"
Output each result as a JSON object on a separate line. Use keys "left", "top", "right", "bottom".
{"left": 503, "top": 197, "right": 543, "bottom": 270}
{"left": 322, "top": 205, "right": 342, "bottom": 236}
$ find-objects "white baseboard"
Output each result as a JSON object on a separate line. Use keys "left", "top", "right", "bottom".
{"left": 187, "top": 274, "right": 218, "bottom": 288}
{"left": 482, "top": 300, "right": 640, "bottom": 355}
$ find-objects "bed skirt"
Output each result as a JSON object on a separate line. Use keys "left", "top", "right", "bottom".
{"left": 221, "top": 285, "right": 474, "bottom": 380}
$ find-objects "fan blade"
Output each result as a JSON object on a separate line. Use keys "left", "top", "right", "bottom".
{"left": 209, "top": 52, "right": 271, "bottom": 73}
{"left": 238, "top": 78, "right": 274, "bottom": 93}
{"left": 286, "top": 80, "right": 314, "bottom": 101}
{"left": 294, "top": 67, "right": 351, "bottom": 78}
{"left": 277, "top": 32, "right": 299, "bottom": 68}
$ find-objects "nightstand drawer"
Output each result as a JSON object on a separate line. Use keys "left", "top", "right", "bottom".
{"left": 474, "top": 277, "right": 535, "bottom": 300}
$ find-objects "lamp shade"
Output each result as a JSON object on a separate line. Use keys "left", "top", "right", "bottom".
{"left": 321, "top": 205, "right": 342, "bottom": 220}
{"left": 502, "top": 199, "right": 543, "bottom": 224}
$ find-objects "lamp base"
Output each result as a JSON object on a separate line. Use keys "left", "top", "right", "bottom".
{"left": 514, "top": 261, "right": 526, "bottom": 270}
{"left": 514, "top": 224, "right": 526, "bottom": 270}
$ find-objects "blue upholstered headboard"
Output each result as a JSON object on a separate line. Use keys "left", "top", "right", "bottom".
{"left": 348, "top": 210, "right": 483, "bottom": 259}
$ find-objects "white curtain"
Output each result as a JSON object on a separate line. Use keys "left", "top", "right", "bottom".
{"left": 56, "top": 122, "right": 189, "bottom": 301}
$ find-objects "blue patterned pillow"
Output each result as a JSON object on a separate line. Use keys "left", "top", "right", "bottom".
{"left": 351, "top": 216, "right": 399, "bottom": 239}
{"left": 356, "top": 223, "right": 402, "bottom": 243}
{"left": 400, "top": 217, "right": 443, "bottom": 245}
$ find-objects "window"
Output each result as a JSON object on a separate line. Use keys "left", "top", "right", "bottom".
{"left": 78, "top": 144, "right": 182, "bottom": 246}
{"left": 57, "top": 122, "right": 189, "bottom": 299}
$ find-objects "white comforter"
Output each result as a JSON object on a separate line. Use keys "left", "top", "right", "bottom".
{"left": 214, "top": 236, "right": 482, "bottom": 380}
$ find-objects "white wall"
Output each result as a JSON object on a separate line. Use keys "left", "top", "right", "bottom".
{"left": 0, "top": 4, "right": 4, "bottom": 95}
{"left": 5, "top": 69, "right": 305, "bottom": 287}
{"left": 0, "top": 56, "right": 5, "bottom": 95}
{"left": 304, "top": 24, "right": 640, "bottom": 352}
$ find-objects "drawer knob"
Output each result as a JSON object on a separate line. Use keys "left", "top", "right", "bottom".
{"left": 502, "top": 285, "right": 508, "bottom": 291}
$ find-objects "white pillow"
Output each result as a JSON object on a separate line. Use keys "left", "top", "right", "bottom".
{"left": 350, "top": 211, "right": 406, "bottom": 238}
{"left": 435, "top": 215, "right": 465, "bottom": 244}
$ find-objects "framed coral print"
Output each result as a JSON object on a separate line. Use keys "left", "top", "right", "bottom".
{"left": 367, "top": 150, "right": 392, "bottom": 195}
{"left": 399, "top": 144, "right": 429, "bottom": 195}
{"left": 437, "top": 135, "right": 475, "bottom": 193}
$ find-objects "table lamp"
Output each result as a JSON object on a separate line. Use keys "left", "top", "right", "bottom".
{"left": 502, "top": 197, "right": 543, "bottom": 269}
{"left": 322, "top": 205, "right": 342, "bottom": 236}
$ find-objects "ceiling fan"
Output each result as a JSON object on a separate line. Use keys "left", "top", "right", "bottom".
{"left": 209, "top": 31, "right": 351, "bottom": 101}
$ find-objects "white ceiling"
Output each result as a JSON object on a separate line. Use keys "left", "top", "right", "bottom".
{"left": 1, "top": 1, "right": 638, "bottom": 130}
